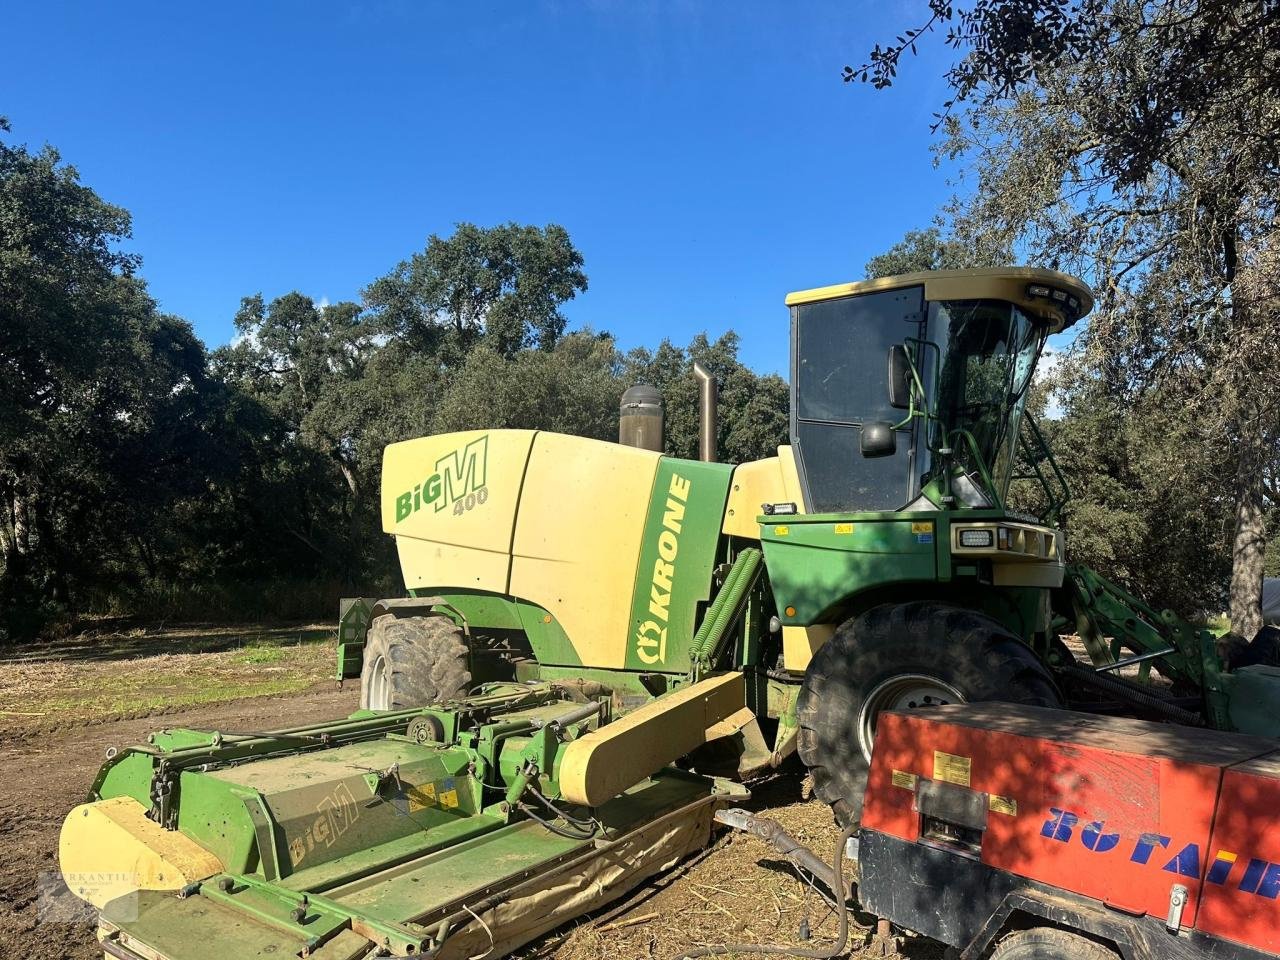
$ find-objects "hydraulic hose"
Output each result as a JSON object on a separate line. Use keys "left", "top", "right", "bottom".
{"left": 1058, "top": 662, "right": 1203, "bottom": 726}
{"left": 672, "top": 822, "right": 858, "bottom": 960}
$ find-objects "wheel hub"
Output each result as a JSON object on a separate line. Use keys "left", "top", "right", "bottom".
{"left": 367, "top": 653, "right": 390, "bottom": 711}
{"left": 856, "top": 673, "right": 965, "bottom": 762}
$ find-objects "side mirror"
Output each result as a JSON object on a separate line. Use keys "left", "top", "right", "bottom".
{"left": 888, "top": 344, "right": 913, "bottom": 409}
{"left": 861, "top": 421, "right": 897, "bottom": 458}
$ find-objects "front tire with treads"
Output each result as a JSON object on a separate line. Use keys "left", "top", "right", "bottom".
{"left": 796, "top": 601, "right": 1060, "bottom": 826}
{"left": 359, "top": 614, "right": 470, "bottom": 711}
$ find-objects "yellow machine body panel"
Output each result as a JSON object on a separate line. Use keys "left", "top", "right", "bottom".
{"left": 509, "top": 433, "right": 661, "bottom": 669}
{"left": 60, "top": 796, "right": 223, "bottom": 909}
{"left": 382, "top": 430, "right": 535, "bottom": 595}
{"left": 383, "top": 429, "right": 677, "bottom": 670}
{"left": 559, "top": 672, "right": 746, "bottom": 806}
{"left": 721, "top": 446, "right": 807, "bottom": 538}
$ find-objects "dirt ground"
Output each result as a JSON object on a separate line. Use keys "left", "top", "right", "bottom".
{"left": 0, "top": 687, "right": 360, "bottom": 960}
{"left": 0, "top": 629, "right": 940, "bottom": 960}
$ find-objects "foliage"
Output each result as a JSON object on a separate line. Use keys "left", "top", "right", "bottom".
{"left": 856, "top": 1, "right": 1280, "bottom": 634}
{"left": 623, "top": 332, "right": 789, "bottom": 463}
{"left": 1039, "top": 361, "right": 1235, "bottom": 614}
{"left": 434, "top": 331, "right": 624, "bottom": 440}
{"left": 364, "top": 222, "right": 588, "bottom": 360}
{"left": 863, "top": 225, "right": 978, "bottom": 278}
{"left": 0, "top": 122, "right": 237, "bottom": 639}
{"left": 0, "top": 118, "right": 790, "bottom": 640}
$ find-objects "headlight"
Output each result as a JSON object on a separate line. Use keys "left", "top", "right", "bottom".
{"left": 959, "top": 529, "right": 995, "bottom": 548}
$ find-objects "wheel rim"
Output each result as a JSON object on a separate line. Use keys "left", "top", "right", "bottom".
{"left": 856, "top": 674, "right": 965, "bottom": 762}
{"left": 367, "top": 654, "right": 390, "bottom": 711}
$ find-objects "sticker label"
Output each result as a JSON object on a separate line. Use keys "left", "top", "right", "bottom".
{"left": 911, "top": 521, "right": 935, "bottom": 534}
{"left": 933, "top": 750, "right": 972, "bottom": 787}
{"left": 989, "top": 794, "right": 1017, "bottom": 816}
{"left": 833, "top": 523, "right": 854, "bottom": 535}
{"left": 407, "top": 779, "right": 461, "bottom": 812}
{"left": 891, "top": 770, "right": 918, "bottom": 790}
{"left": 775, "top": 525, "right": 790, "bottom": 537}
{"left": 406, "top": 782, "right": 437, "bottom": 813}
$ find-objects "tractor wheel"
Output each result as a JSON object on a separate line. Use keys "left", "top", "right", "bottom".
{"left": 359, "top": 613, "right": 471, "bottom": 711}
{"left": 990, "top": 928, "right": 1118, "bottom": 960}
{"left": 796, "top": 601, "right": 1060, "bottom": 826}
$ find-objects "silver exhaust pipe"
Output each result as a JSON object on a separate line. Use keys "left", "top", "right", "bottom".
{"left": 693, "top": 362, "right": 718, "bottom": 463}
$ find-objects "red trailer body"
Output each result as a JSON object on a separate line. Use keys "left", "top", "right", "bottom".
{"left": 858, "top": 704, "right": 1280, "bottom": 959}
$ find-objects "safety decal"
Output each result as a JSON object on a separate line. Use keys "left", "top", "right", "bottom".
{"left": 988, "top": 794, "right": 1017, "bottom": 816}
{"left": 933, "top": 750, "right": 972, "bottom": 787}
{"left": 891, "top": 770, "right": 918, "bottom": 790}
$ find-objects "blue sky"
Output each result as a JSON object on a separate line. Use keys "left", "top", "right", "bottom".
{"left": 7, "top": 1, "right": 958, "bottom": 374}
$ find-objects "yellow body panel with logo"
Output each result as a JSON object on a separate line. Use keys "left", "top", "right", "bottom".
{"left": 510, "top": 433, "right": 661, "bottom": 669}
{"left": 383, "top": 429, "right": 664, "bottom": 669}
{"left": 382, "top": 430, "right": 536, "bottom": 595}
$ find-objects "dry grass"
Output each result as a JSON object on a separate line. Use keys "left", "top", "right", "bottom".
{"left": 0, "top": 623, "right": 336, "bottom": 735}
{"left": 528, "top": 773, "right": 943, "bottom": 960}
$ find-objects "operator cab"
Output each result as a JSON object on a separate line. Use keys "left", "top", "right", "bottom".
{"left": 785, "top": 268, "right": 1093, "bottom": 516}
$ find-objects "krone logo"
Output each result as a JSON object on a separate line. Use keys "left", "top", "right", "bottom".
{"left": 635, "top": 472, "right": 691, "bottom": 665}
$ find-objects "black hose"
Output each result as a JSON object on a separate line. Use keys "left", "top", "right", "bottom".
{"left": 517, "top": 801, "right": 599, "bottom": 840}
{"left": 1058, "top": 663, "right": 1203, "bottom": 726}
{"left": 526, "top": 783, "right": 599, "bottom": 831}
{"left": 672, "top": 824, "right": 858, "bottom": 960}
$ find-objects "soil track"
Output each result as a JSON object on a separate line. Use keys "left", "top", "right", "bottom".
{"left": 0, "top": 686, "right": 939, "bottom": 960}
{"left": 0, "top": 687, "right": 359, "bottom": 960}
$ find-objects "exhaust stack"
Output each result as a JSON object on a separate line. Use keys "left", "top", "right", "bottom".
{"left": 619, "top": 383, "right": 664, "bottom": 452}
{"left": 693, "top": 361, "right": 718, "bottom": 463}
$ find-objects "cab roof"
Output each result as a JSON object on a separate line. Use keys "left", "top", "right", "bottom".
{"left": 785, "top": 267, "right": 1094, "bottom": 334}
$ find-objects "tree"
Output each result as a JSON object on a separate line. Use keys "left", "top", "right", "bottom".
{"left": 623, "top": 332, "right": 789, "bottom": 464}
{"left": 864, "top": 225, "right": 975, "bottom": 278}
{"left": 0, "top": 119, "right": 230, "bottom": 637}
{"left": 364, "top": 222, "right": 588, "bottom": 360}
{"left": 433, "top": 331, "right": 624, "bottom": 440}
{"left": 215, "top": 292, "right": 398, "bottom": 580}
{"left": 854, "top": 1, "right": 1280, "bottom": 634}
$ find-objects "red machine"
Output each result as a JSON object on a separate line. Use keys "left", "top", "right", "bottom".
{"left": 858, "top": 703, "right": 1280, "bottom": 959}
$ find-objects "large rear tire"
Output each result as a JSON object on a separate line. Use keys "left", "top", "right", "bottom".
{"left": 359, "top": 613, "right": 471, "bottom": 711}
{"left": 796, "top": 601, "right": 1060, "bottom": 826}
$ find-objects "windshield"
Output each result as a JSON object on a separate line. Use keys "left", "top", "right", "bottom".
{"left": 929, "top": 299, "right": 1045, "bottom": 498}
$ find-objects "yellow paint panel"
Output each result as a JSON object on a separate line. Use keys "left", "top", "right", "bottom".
{"left": 782, "top": 623, "right": 835, "bottom": 673}
{"left": 784, "top": 267, "right": 1093, "bottom": 334}
{"left": 778, "top": 445, "right": 807, "bottom": 511}
{"left": 559, "top": 673, "right": 746, "bottom": 807}
{"left": 59, "top": 796, "right": 223, "bottom": 909}
{"left": 718, "top": 446, "right": 806, "bottom": 539}
{"left": 722, "top": 457, "right": 785, "bottom": 538}
{"left": 510, "top": 433, "right": 660, "bottom": 669}
{"left": 382, "top": 430, "right": 536, "bottom": 595}
{"left": 395, "top": 537, "right": 511, "bottom": 592}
